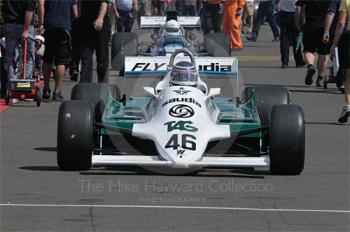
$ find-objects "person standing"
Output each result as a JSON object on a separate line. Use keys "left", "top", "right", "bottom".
{"left": 246, "top": 0, "right": 280, "bottom": 42}
{"left": 331, "top": 0, "right": 350, "bottom": 122}
{"left": 201, "top": 0, "right": 223, "bottom": 34}
{"left": 113, "top": 0, "right": 139, "bottom": 32}
{"left": 222, "top": 0, "right": 245, "bottom": 49}
{"left": 80, "top": 0, "right": 112, "bottom": 83}
{"left": 278, "top": 0, "right": 305, "bottom": 68}
{"left": 2, "top": 0, "right": 36, "bottom": 81}
{"left": 182, "top": 0, "right": 197, "bottom": 16}
{"left": 242, "top": 0, "right": 254, "bottom": 34}
{"left": 38, "top": 0, "right": 78, "bottom": 101}
{"left": 69, "top": 0, "right": 81, "bottom": 81}
{"left": 295, "top": 0, "right": 331, "bottom": 87}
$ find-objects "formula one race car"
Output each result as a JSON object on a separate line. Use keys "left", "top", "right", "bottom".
{"left": 111, "top": 13, "right": 231, "bottom": 71}
{"left": 57, "top": 49, "right": 305, "bottom": 175}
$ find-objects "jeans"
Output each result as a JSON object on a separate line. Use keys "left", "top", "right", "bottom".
{"left": 116, "top": 9, "right": 135, "bottom": 33}
{"left": 251, "top": 1, "right": 279, "bottom": 40}
{"left": 3, "top": 23, "right": 35, "bottom": 80}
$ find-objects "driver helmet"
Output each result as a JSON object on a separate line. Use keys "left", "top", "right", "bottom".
{"left": 164, "top": 20, "right": 181, "bottom": 36}
{"left": 170, "top": 61, "right": 198, "bottom": 87}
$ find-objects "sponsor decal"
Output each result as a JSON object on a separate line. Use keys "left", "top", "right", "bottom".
{"left": 173, "top": 87, "right": 191, "bottom": 95}
{"left": 130, "top": 63, "right": 231, "bottom": 73}
{"left": 165, "top": 134, "right": 196, "bottom": 151}
{"left": 162, "top": 98, "right": 201, "bottom": 108}
{"left": 131, "top": 62, "right": 167, "bottom": 72}
{"left": 198, "top": 63, "right": 231, "bottom": 72}
{"left": 164, "top": 121, "right": 198, "bottom": 132}
{"left": 176, "top": 149, "right": 185, "bottom": 156}
{"left": 169, "top": 104, "right": 194, "bottom": 118}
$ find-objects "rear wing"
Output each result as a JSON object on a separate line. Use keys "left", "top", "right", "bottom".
{"left": 125, "top": 56, "right": 238, "bottom": 78}
{"left": 140, "top": 16, "right": 201, "bottom": 29}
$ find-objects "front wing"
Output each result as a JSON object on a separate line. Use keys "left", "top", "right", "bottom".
{"left": 92, "top": 155, "right": 270, "bottom": 168}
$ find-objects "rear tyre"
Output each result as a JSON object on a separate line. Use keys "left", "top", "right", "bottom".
{"left": 241, "top": 85, "right": 290, "bottom": 126}
{"left": 204, "top": 32, "right": 231, "bottom": 57}
{"left": 269, "top": 104, "right": 305, "bottom": 175}
{"left": 111, "top": 32, "right": 138, "bottom": 71}
{"left": 57, "top": 100, "right": 94, "bottom": 171}
{"left": 71, "top": 83, "right": 120, "bottom": 122}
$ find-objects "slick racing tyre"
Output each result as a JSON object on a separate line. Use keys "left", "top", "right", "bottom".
{"left": 241, "top": 85, "right": 291, "bottom": 126}
{"left": 71, "top": 83, "right": 120, "bottom": 122}
{"left": 111, "top": 32, "right": 138, "bottom": 71}
{"left": 57, "top": 100, "right": 94, "bottom": 171}
{"left": 204, "top": 32, "right": 231, "bottom": 57}
{"left": 269, "top": 104, "right": 305, "bottom": 175}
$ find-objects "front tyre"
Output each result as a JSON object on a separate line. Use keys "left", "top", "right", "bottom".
{"left": 269, "top": 104, "right": 305, "bottom": 175}
{"left": 57, "top": 100, "right": 94, "bottom": 171}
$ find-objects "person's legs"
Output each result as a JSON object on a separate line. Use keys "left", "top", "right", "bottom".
{"left": 224, "top": 4, "right": 242, "bottom": 49}
{"left": 248, "top": 1, "right": 266, "bottom": 40}
{"left": 265, "top": 2, "right": 280, "bottom": 40}
{"left": 41, "top": 28, "right": 55, "bottom": 98}
{"left": 116, "top": 15, "right": 125, "bottom": 32}
{"left": 208, "top": 4, "right": 222, "bottom": 33}
{"left": 246, "top": 2, "right": 254, "bottom": 33}
{"left": 338, "top": 69, "right": 350, "bottom": 123}
{"left": 24, "top": 25, "right": 35, "bottom": 79}
{"left": 3, "top": 23, "right": 20, "bottom": 80}
{"left": 279, "top": 12, "right": 290, "bottom": 66}
{"left": 80, "top": 46, "right": 94, "bottom": 83}
{"left": 345, "top": 70, "right": 350, "bottom": 105}
{"left": 317, "top": 54, "right": 328, "bottom": 77}
{"left": 96, "top": 23, "right": 111, "bottom": 83}
{"left": 125, "top": 15, "right": 135, "bottom": 32}
{"left": 69, "top": 18, "right": 81, "bottom": 81}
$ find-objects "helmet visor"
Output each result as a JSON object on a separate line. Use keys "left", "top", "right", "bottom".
{"left": 172, "top": 71, "right": 198, "bottom": 85}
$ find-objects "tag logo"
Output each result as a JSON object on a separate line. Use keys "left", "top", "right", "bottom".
{"left": 164, "top": 121, "right": 198, "bottom": 132}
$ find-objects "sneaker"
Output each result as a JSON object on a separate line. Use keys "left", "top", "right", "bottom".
{"left": 282, "top": 64, "right": 288, "bottom": 68}
{"left": 42, "top": 88, "right": 51, "bottom": 100}
{"left": 70, "top": 69, "right": 78, "bottom": 82}
{"left": 338, "top": 106, "right": 350, "bottom": 123}
{"left": 305, "top": 66, "right": 316, "bottom": 85}
{"left": 246, "top": 35, "right": 257, "bottom": 42}
{"left": 272, "top": 36, "right": 280, "bottom": 42}
{"left": 52, "top": 91, "right": 64, "bottom": 101}
{"left": 316, "top": 76, "right": 323, "bottom": 87}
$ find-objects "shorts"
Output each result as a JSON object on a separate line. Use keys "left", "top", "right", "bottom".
{"left": 43, "top": 28, "right": 71, "bottom": 66}
{"left": 244, "top": 2, "right": 254, "bottom": 17}
{"left": 303, "top": 26, "right": 331, "bottom": 55}
{"left": 339, "top": 31, "right": 350, "bottom": 69}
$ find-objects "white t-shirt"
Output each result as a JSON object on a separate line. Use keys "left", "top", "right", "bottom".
{"left": 115, "top": 0, "right": 133, "bottom": 11}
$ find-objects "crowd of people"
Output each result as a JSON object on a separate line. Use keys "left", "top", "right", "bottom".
{"left": 0, "top": 0, "right": 349, "bottom": 123}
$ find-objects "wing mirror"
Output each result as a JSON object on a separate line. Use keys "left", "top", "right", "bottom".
{"left": 143, "top": 87, "right": 157, "bottom": 97}
{"left": 207, "top": 88, "right": 221, "bottom": 97}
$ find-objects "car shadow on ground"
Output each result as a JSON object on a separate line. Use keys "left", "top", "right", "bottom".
{"left": 19, "top": 166, "right": 267, "bottom": 178}
{"left": 305, "top": 121, "right": 345, "bottom": 126}
{"left": 20, "top": 166, "right": 60, "bottom": 171}
{"left": 79, "top": 167, "right": 267, "bottom": 179}
{"left": 34, "top": 147, "right": 57, "bottom": 152}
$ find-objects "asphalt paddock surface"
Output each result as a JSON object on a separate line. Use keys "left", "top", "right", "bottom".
{"left": 1, "top": 27, "right": 349, "bottom": 231}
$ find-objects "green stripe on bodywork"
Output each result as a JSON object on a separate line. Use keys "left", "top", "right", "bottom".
{"left": 100, "top": 122, "right": 134, "bottom": 135}
{"left": 230, "top": 123, "right": 261, "bottom": 138}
